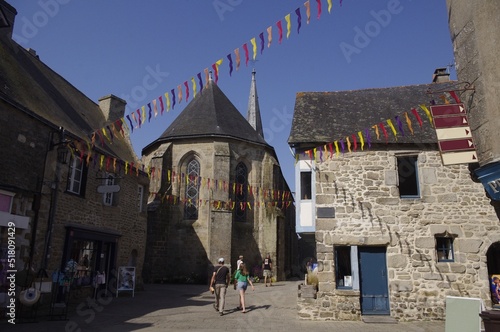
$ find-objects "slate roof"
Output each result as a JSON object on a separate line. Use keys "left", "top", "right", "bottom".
{"left": 288, "top": 82, "right": 456, "bottom": 148}
{"left": 0, "top": 29, "right": 136, "bottom": 162}
{"left": 143, "top": 78, "right": 270, "bottom": 153}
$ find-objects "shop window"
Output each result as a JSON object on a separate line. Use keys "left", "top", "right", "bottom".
{"left": 67, "top": 157, "right": 87, "bottom": 196}
{"left": 436, "top": 236, "right": 454, "bottom": 262}
{"left": 234, "top": 162, "right": 248, "bottom": 222}
{"left": 0, "top": 190, "right": 14, "bottom": 213}
{"left": 300, "top": 171, "right": 312, "bottom": 200}
{"left": 184, "top": 158, "right": 200, "bottom": 220}
{"left": 335, "top": 246, "right": 353, "bottom": 288}
{"left": 137, "top": 185, "right": 144, "bottom": 212}
{"left": 397, "top": 155, "right": 420, "bottom": 198}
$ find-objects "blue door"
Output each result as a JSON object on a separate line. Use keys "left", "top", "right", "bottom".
{"left": 359, "top": 247, "right": 390, "bottom": 315}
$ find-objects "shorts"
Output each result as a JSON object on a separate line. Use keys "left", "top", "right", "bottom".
{"left": 263, "top": 269, "right": 272, "bottom": 277}
{"left": 237, "top": 281, "right": 247, "bottom": 291}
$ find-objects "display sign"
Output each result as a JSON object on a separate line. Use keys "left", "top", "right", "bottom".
{"left": 430, "top": 103, "right": 477, "bottom": 166}
{"left": 475, "top": 162, "right": 500, "bottom": 201}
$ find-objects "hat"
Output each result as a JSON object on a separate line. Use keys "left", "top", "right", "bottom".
{"left": 218, "top": 258, "right": 224, "bottom": 263}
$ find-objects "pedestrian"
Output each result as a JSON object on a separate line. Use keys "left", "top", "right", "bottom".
{"left": 209, "top": 257, "right": 230, "bottom": 316}
{"left": 262, "top": 253, "right": 273, "bottom": 287}
{"left": 237, "top": 255, "right": 244, "bottom": 270}
{"left": 233, "top": 262, "right": 254, "bottom": 313}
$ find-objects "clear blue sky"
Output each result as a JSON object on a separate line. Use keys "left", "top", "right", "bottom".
{"left": 10, "top": 0, "right": 455, "bottom": 191}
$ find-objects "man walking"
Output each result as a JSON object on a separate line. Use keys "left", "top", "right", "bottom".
{"left": 210, "top": 257, "right": 230, "bottom": 316}
{"left": 262, "top": 253, "right": 273, "bottom": 287}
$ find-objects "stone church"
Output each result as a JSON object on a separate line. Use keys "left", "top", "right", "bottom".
{"left": 142, "top": 71, "right": 296, "bottom": 283}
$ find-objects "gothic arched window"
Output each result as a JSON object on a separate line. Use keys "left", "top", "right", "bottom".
{"left": 234, "top": 162, "right": 248, "bottom": 222}
{"left": 185, "top": 158, "right": 200, "bottom": 220}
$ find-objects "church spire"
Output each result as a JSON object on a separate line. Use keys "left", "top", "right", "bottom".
{"left": 247, "top": 69, "right": 264, "bottom": 139}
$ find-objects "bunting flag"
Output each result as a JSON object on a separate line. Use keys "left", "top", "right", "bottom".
{"left": 352, "top": 134, "right": 357, "bottom": 151}
{"left": 327, "top": 0, "right": 332, "bottom": 12}
{"left": 243, "top": 43, "right": 249, "bottom": 66}
{"left": 171, "top": 89, "right": 176, "bottom": 109}
{"left": 184, "top": 81, "right": 189, "bottom": 102}
{"left": 419, "top": 104, "right": 433, "bottom": 126}
{"left": 358, "top": 131, "right": 364, "bottom": 150}
{"left": 386, "top": 119, "right": 397, "bottom": 140}
{"left": 259, "top": 32, "right": 265, "bottom": 54}
{"left": 316, "top": 0, "right": 322, "bottom": 19}
{"left": 449, "top": 90, "right": 461, "bottom": 103}
{"left": 267, "top": 26, "right": 272, "bottom": 47}
{"left": 285, "top": 14, "right": 291, "bottom": 39}
{"left": 191, "top": 77, "right": 197, "bottom": 98}
{"left": 165, "top": 92, "right": 171, "bottom": 112}
{"left": 296, "top": 8, "right": 302, "bottom": 34}
{"left": 126, "top": 114, "right": 133, "bottom": 133}
{"left": 147, "top": 103, "right": 152, "bottom": 122}
{"left": 372, "top": 124, "right": 379, "bottom": 140}
{"left": 404, "top": 112, "right": 414, "bottom": 135}
{"left": 102, "top": 127, "right": 111, "bottom": 144}
{"left": 212, "top": 58, "right": 223, "bottom": 83}
{"left": 234, "top": 48, "right": 241, "bottom": 71}
{"left": 364, "top": 128, "right": 371, "bottom": 148}
{"left": 411, "top": 108, "right": 423, "bottom": 128}
{"left": 227, "top": 54, "right": 233, "bottom": 76}
{"left": 305, "top": 0, "right": 311, "bottom": 24}
{"left": 328, "top": 142, "right": 333, "bottom": 158}
{"left": 340, "top": 139, "right": 345, "bottom": 154}
{"left": 139, "top": 108, "right": 144, "bottom": 127}
{"left": 177, "top": 85, "right": 182, "bottom": 104}
{"left": 277, "top": 20, "right": 283, "bottom": 44}
{"left": 346, "top": 136, "right": 351, "bottom": 152}
{"left": 334, "top": 140, "right": 339, "bottom": 156}
{"left": 159, "top": 95, "right": 164, "bottom": 115}
{"left": 395, "top": 115, "right": 404, "bottom": 136}
{"left": 379, "top": 122, "right": 388, "bottom": 142}
{"left": 152, "top": 99, "right": 158, "bottom": 117}
{"left": 249, "top": 38, "right": 257, "bottom": 61}
{"left": 197, "top": 72, "right": 203, "bottom": 94}
{"left": 439, "top": 94, "right": 450, "bottom": 104}
{"left": 204, "top": 68, "right": 209, "bottom": 85}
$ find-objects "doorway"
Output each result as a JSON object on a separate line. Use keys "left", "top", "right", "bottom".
{"left": 359, "top": 246, "right": 390, "bottom": 315}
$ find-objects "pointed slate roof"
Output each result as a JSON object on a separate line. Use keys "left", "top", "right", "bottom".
{"left": 288, "top": 82, "right": 456, "bottom": 148}
{"left": 144, "top": 78, "right": 269, "bottom": 152}
{"left": 247, "top": 69, "right": 264, "bottom": 139}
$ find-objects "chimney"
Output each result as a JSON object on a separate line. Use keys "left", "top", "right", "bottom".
{"left": 0, "top": 1, "right": 17, "bottom": 40}
{"left": 432, "top": 67, "right": 450, "bottom": 83}
{"left": 98, "top": 94, "right": 127, "bottom": 123}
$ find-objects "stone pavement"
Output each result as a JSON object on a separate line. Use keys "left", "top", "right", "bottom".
{"left": 3, "top": 281, "right": 446, "bottom": 332}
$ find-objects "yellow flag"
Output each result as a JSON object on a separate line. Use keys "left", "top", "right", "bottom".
{"left": 419, "top": 104, "right": 433, "bottom": 126}
{"left": 191, "top": 77, "right": 197, "bottom": 98}
{"left": 327, "top": 0, "right": 332, "bottom": 13}
{"left": 250, "top": 37, "right": 257, "bottom": 60}
{"left": 165, "top": 92, "right": 170, "bottom": 112}
{"left": 358, "top": 131, "right": 364, "bottom": 150}
{"left": 334, "top": 141, "right": 339, "bottom": 156}
{"left": 346, "top": 136, "right": 351, "bottom": 152}
{"left": 100, "top": 154, "right": 105, "bottom": 169}
{"left": 285, "top": 14, "right": 291, "bottom": 38}
{"left": 313, "top": 147, "right": 317, "bottom": 162}
{"left": 386, "top": 119, "right": 397, "bottom": 140}
{"left": 141, "top": 106, "right": 146, "bottom": 124}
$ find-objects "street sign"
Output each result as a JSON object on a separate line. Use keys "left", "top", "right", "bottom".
{"left": 430, "top": 103, "right": 477, "bottom": 166}
{"left": 434, "top": 115, "right": 468, "bottom": 129}
{"left": 435, "top": 127, "right": 473, "bottom": 140}
{"left": 441, "top": 151, "right": 478, "bottom": 165}
{"left": 430, "top": 103, "right": 466, "bottom": 117}
{"left": 439, "top": 139, "right": 475, "bottom": 152}
{"left": 97, "top": 185, "right": 121, "bottom": 193}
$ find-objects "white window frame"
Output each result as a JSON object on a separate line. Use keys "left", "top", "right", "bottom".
{"left": 67, "top": 157, "right": 84, "bottom": 195}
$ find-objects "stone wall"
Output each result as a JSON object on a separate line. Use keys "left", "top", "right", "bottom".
{"left": 299, "top": 146, "right": 499, "bottom": 321}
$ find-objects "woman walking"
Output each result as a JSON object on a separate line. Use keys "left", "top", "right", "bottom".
{"left": 233, "top": 263, "right": 254, "bottom": 313}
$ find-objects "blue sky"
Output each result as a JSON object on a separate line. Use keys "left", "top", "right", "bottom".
{"left": 10, "top": 0, "right": 455, "bottom": 191}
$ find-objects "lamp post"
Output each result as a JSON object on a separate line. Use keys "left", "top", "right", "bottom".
{"left": 41, "top": 127, "right": 67, "bottom": 271}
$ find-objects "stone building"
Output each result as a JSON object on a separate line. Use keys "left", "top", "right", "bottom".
{"left": 142, "top": 71, "right": 296, "bottom": 284}
{"left": 446, "top": 1, "right": 500, "bottom": 205}
{"left": 288, "top": 75, "right": 499, "bottom": 321}
{"left": 0, "top": 0, "right": 148, "bottom": 305}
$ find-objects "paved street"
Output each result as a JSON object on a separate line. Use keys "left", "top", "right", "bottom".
{"left": 3, "top": 281, "right": 446, "bottom": 332}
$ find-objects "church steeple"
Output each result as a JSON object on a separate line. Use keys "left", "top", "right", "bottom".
{"left": 247, "top": 69, "right": 264, "bottom": 139}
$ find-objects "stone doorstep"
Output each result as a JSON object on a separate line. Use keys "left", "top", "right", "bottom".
{"left": 362, "top": 315, "right": 398, "bottom": 324}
